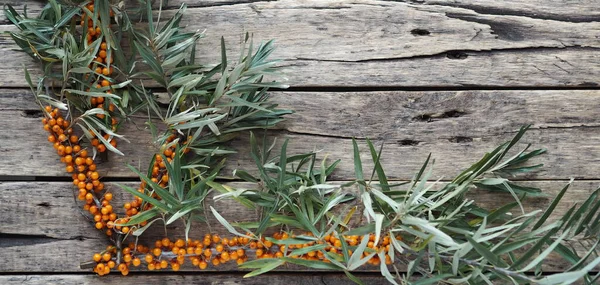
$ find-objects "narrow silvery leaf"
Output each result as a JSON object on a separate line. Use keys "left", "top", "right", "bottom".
{"left": 374, "top": 213, "right": 384, "bottom": 246}
{"left": 379, "top": 252, "right": 399, "bottom": 285}
{"left": 403, "top": 215, "right": 458, "bottom": 247}
{"left": 371, "top": 188, "right": 400, "bottom": 212}
{"left": 389, "top": 233, "right": 404, "bottom": 254}
{"left": 210, "top": 206, "right": 249, "bottom": 238}
{"left": 520, "top": 230, "right": 570, "bottom": 272}
{"left": 361, "top": 192, "right": 375, "bottom": 222}
{"left": 348, "top": 234, "right": 370, "bottom": 270}
{"left": 536, "top": 257, "right": 600, "bottom": 285}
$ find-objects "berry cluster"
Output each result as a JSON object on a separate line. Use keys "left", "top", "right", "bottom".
{"left": 123, "top": 134, "right": 190, "bottom": 218}
{"left": 81, "top": 0, "right": 119, "bottom": 154}
{"left": 41, "top": 106, "right": 117, "bottom": 236}
{"left": 40, "top": 2, "right": 401, "bottom": 276}
{"left": 42, "top": 107, "right": 399, "bottom": 274}
{"left": 87, "top": 231, "right": 399, "bottom": 274}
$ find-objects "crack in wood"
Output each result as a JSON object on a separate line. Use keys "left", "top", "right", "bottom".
{"left": 444, "top": 13, "right": 525, "bottom": 41}
{"left": 391, "top": 0, "right": 600, "bottom": 23}
{"left": 0, "top": 233, "right": 91, "bottom": 248}
{"left": 295, "top": 46, "right": 600, "bottom": 64}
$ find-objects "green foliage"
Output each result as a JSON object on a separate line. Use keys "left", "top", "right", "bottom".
{"left": 211, "top": 132, "right": 351, "bottom": 237}
{"left": 212, "top": 127, "right": 600, "bottom": 284}
{"left": 6, "top": 2, "right": 599, "bottom": 284}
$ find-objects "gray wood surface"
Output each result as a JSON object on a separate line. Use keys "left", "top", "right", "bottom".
{"left": 1, "top": 89, "right": 599, "bottom": 180}
{"left": 1, "top": 0, "right": 599, "bottom": 87}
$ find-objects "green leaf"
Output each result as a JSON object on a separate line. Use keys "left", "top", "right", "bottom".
{"left": 466, "top": 236, "right": 509, "bottom": 268}
{"left": 133, "top": 41, "right": 164, "bottom": 84}
{"left": 166, "top": 203, "right": 201, "bottom": 225}
{"left": 118, "top": 208, "right": 161, "bottom": 226}
{"left": 352, "top": 138, "right": 365, "bottom": 193}
{"left": 281, "top": 257, "right": 342, "bottom": 270}
{"left": 366, "top": 138, "right": 389, "bottom": 191}
{"left": 344, "top": 271, "right": 365, "bottom": 285}
{"left": 243, "top": 259, "right": 285, "bottom": 278}
{"left": 210, "top": 206, "right": 248, "bottom": 238}
{"left": 116, "top": 183, "right": 169, "bottom": 212}
{"left": 289, "top": 244, "right": 327, "bottom": 257}
{"left": 278, "top": 139, "right": 288, "bottom": 191}
{"left": 220, "top": 36, "right": 227, "bottom": 73}
{"left": 126, "top": 165, "right": 180, "bottom": 207}
{"left": 536, "top": 257, "right": 600, "bottom": 285}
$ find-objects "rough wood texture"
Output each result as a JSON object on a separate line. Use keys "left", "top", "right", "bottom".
{"left": 0, "top": 0, "right": 598, "bottom": 282}
{"left": 1, "top": 0, "right": 600, "bottom": 87}
{"left": 2, "top": 88, "right": 599, "bottom": 180}
{"left": 1, "top": 180, "right": 596, "bottom": 272}
{"left": 1, "top": 274, "right": 390, "bottom": 284}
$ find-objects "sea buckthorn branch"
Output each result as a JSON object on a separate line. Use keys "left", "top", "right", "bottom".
{"left": 207, "top": 129, "right": 600, "bottom": 284}
{"left": 8, "top": 1, "right": 600, "bottom": 284}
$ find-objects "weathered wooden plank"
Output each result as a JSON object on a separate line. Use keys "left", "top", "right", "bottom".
{"left": 400, "top": 0, "right": 600, "bottom": 22}
{"left": 0, "top": 180, "right": 595, "bottom": 272}
{"left": 1, "top": 89, "right": 599, "bottom": 180}
{"left": 3, "top": 180, "right": 594, "bottom": 238}
{"left": 1, "top": 274, "right": 390, "bottom": 284}
{"left": 1, "top": 0, "right": 599, "bottom": 87}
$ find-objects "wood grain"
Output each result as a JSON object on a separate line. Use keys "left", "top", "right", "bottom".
{"left": 1, "top": 0, "right": 599, "bottom": 87}
{"left": 1, "top": 180, "right": 596, "bottom": 272}
{"left": 0, "top": 274, "right": 391, "bottom": 284}
{"left": 1, "top": 89, "right": 599, "bottom": 180}
{"left": 2, "top": 180, "right": 594, "bottom": 238}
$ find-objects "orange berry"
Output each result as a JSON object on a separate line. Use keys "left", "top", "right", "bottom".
{"left": 93, "top": 253, "right": 102, "bottom": 262}
{"left": 255, "top": 249, "right": 264, "bottom": 257}
{"left": 204, "top": 248, "right": 212, "bottom": 258}
{"left": 171, "top": 263, "right": 180, "bottom": 271}
{"left": 153, "top": 248, "right": 161, "bottom": 257}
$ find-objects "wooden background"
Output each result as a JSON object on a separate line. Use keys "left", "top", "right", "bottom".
{"left": 1, "top": 0, "right": 599, "bottom": 284}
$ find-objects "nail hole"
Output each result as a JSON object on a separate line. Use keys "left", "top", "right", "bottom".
{"left": 398, "top": 139, "right": 420, "bottom": 146}
{"left": 448, "top": 136, "right": 473, "bottom": 143}
{"left": 22, "top": 110, "right": 44, "bottom": 118}
{"left": 412, "top": 110, "right": 467, "bottom": 122}
{"left": 411, "top": 28, "right": 430, "bottom": 36}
